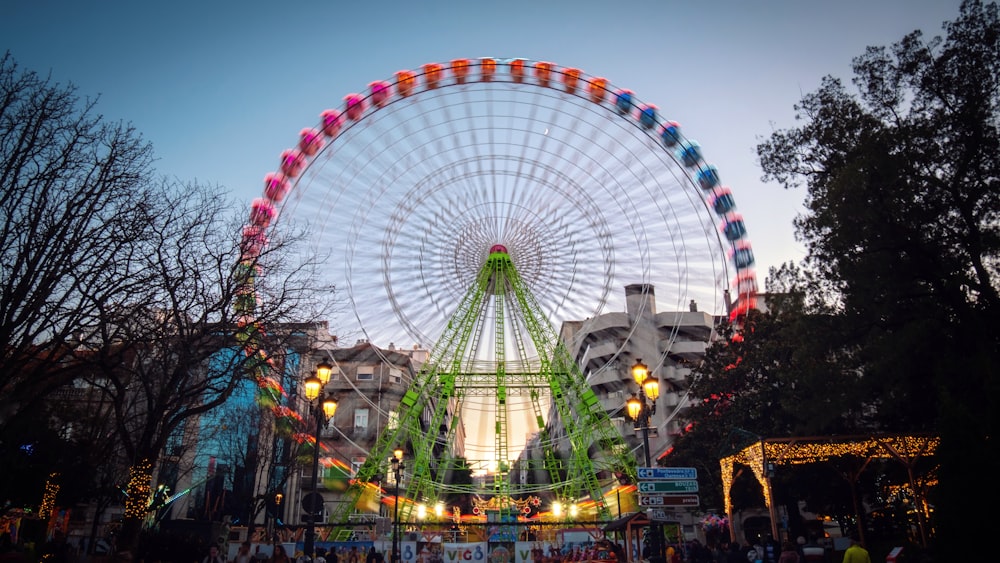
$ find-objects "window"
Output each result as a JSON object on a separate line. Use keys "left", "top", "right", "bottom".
{"left": 354, "top": 408, "right": 369, "bottom": 429}
{"left": 351, "top": 457, "right": 365, "bottom": 477}
{"left": 357, "top": 366, "right": 374, "bottom": 381}
{"left": 389, "top": 367, "right": 402, "bottom": 384}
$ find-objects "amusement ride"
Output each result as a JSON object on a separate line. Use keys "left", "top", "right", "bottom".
{"left": 233, "top": 57, "right": 758, "bottom": 532}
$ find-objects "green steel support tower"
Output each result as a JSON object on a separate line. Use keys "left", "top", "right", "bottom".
{"left": 330, "top": 244, "right": 637, "bottom": 525}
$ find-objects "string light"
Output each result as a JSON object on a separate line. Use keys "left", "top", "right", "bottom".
{"left": 39, "top": 473, "right": 59, "bottom": 519}
{"left": 124, "top": 459, "right": 154, "bottom": 519}
{"left": 720, "top": 434, "right": 938, "bottom": 529}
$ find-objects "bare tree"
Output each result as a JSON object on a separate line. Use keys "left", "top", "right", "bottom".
{"left": 195, "top": 393, "right": 270, "bottom": 513}
{"left": 1, "top": 52, "right": 334, "bottom": 553}
{"left": 71, "top": 178, "right": 330, "bottom": 551}
{"left": 0, "top": 52, "right": 156, "bottom": 427}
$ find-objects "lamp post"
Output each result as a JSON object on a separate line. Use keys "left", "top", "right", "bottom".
{"left": 625, "top": 359, "right": 663, "bottom": 563}
{"left": 303, "top": 362, "right": 338, "bottom": 562}
{"left": 391, "top": 448, "right": 404, "bottom": 563}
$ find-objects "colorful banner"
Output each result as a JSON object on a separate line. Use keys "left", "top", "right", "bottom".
{"left": 442, "top": 542, "right": 487, "bottom": 563}
{"left": 513, "top": 542, "right": 559, "bottom": 563}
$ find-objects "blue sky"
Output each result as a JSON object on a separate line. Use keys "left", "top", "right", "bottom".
{"left": 1, "top": 0, "right": 964, "bottom": 284}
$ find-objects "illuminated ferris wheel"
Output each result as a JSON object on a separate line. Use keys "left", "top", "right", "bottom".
{"left": 238, "top": 57, "right": 758, "bottom": 520}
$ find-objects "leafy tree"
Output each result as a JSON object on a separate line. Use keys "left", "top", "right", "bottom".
{"left": 669, "top": 299, "right": 869, "bottom": 517}
{"left": 755, "top": 0, "right": 999, "bottom": 550}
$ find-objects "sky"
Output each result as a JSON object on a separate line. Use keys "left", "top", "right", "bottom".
{"left": 1, "top": 0, "right": 964, "bottom": 286}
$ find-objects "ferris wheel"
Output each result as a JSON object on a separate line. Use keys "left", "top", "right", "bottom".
{"left": 237, "top": 58, "right": 758, "bottom": 516}
{"left": 248, "top": 58, "right": 756, "bottom": 360}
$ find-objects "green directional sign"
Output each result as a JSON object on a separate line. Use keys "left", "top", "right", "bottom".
{"left": 638, "top": 480, "right": 699, "bottom": 493}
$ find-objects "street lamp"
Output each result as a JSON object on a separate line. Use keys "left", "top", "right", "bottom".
{"left": 304, "top": 362, "right": 338, "bottom": 562}
{"left": 625, "top": 359, "right": 663, "bottom": 563}
{"left": 391, "top": 448, "right": 404, "bottom": 563}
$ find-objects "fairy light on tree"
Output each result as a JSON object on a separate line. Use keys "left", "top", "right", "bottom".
{"left": 124, "top": 459, "right": 154, "bottom": 520}
{"left": 39, "top": 473, "right": 59, "bottom": 520}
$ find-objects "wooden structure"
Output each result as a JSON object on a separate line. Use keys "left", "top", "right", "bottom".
{"left": 719, "top": 433, "right": 938, "bottom": 547}
{"left": 603, "top": 512, "right": 651, "bottom": 563}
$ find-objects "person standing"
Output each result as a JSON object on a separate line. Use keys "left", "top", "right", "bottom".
{"left": 204, "top": 545, "right": 226, "bottom": 563}
{"left": 233, "top": 542, "right": 253, "bottom": 563}
{"left": 800, "top": 537, "right": 823, "bottom": 563}
{"left": 271, "top": 545, "right": 291, "bottom": 563}
{"left": 776, "top": 542, "right": 799, "bottom": 563}
{"left": 724, "top": 544, "right": 744, "bottom": 563}
{"left": 762, "top": 536, "right": 780, "bottom": 563}
{"left": 840, "top": 538, "right": 870, "bottom": 563}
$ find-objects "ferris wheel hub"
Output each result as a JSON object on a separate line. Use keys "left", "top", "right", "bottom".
{"left": 489, "top": 244, "right": 509, "bottom": 254}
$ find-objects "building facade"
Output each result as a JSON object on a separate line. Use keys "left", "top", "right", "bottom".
{"left": 296, "top": 340, "right": 466, "bottom": 531}
{"left": 560, "top": 284, "right": 715, "bottom": 464}
{"left": 513, "top": 284, "right": 717, "bottom": 504}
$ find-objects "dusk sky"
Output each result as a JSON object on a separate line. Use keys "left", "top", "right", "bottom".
{"left": 1, "top": 0, "right": 964, "bottom": 285}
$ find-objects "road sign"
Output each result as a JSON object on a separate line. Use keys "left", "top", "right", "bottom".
{"left": 637, "top": 467, "right": 697, "bottom": 480}
{"left": 638, "top": 480, "right": 699, "bottom": 493}
{"left": 639, "top": 494, "right": 700, "bottom": 507}
{"left": 648, "top": 509, "right": 684, "bottom": 521}
{"left": 301, "top": 491, "right": 324, "bottom": 514}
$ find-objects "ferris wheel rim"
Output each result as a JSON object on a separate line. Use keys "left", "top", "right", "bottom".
{"left": 259, "top": 58, "right": 756, "bottom": 347}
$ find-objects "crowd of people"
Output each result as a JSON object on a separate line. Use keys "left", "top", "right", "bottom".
{"left": 201, "top": 534, "right": 868, "bottom": 563}
{"left": 208, "top": 542, "right": 392, "bottom": 563}
{"left": 656, "top": 534, "right": 865, "bottom": 563}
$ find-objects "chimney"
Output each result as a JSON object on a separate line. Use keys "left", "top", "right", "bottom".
{"left": 624, "top": 284, "right": 655, "bottom": 318}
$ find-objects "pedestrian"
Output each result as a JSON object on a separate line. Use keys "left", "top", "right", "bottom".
{"left": 272, "top": 545, "right": 291, "bottom": 563}
{"left": 762, "top": 536, "right": 780, "bottom": 563}
{"left": 800, "top": 537, "right": 823, "bottom": 563}
{"left": 712, "top": 543, "right": 728, "bottom": 563}
{"left": 689, "top": 540, "right": 712, "bottom": 563}
{"left": 609, "top": 541, "right": 625, "bottom": 563}
{"left": 233, "top": 542, "right": 253, "bottom": 563}
{"left": 840, "top": 537, "right": 870, "bottom": 563}
{"left": 315, "top": 548, "right": 328, "bottom": 563}
{"left": 204, "top": 545, "right": 226, "bottom": 563}
{"left": 725, "top": 543, "right": 744, "bottom": 563}
{"left": 776, "top": 542, "right": 799, "bottom": 563}
{"left": 366, "top": 546, "right": 377, "bottom": 563}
